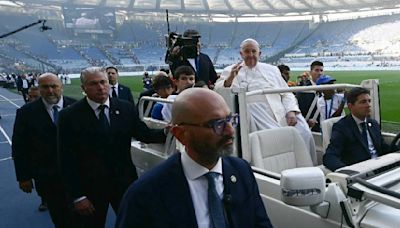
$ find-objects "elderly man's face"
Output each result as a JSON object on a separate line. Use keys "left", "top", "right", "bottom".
{"left": 240, "top": 42, "right": 260, "bottom": 68}
{"left": 39, "top": 75, "right": 63, "bottom": 104}
{"left": 81, "top": 72, "right": 110, "bottom": 104}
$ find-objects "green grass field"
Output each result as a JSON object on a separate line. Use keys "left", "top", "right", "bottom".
{"left": 61, "top": 70, "right": 400, "bottom": 132}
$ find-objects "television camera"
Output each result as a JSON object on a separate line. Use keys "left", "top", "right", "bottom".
{"left": 166, "top": 32, "right": 199, "bottom": 60}
{"left": 164, "top": 10, "right": 200, "bottom": 64}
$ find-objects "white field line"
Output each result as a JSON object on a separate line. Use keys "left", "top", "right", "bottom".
{"left": 0, "top": 94, "right": 17, "bottom": 162}
{"left": 0, "top": 94, "right": 21, "bottom": 108}
{"left": 0, "top": 125, "right": 11, "bottom": 146}
{"left": 0, "top": 157, "right": 12, "bottom": 162}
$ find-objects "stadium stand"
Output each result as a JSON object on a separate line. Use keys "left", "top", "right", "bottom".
{"left": 1, "top": 10, "right": 400, "bottom": 73}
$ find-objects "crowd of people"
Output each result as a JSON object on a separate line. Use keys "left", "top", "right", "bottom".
{"left": 8, "top": 29, "right": 399, "bottom": 228}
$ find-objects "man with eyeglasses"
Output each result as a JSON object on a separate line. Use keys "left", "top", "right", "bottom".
{"left": 116, "top": 88, "right": 273, "bottom": 228}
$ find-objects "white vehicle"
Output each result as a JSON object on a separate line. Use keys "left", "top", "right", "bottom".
{"left": 131, "top": 80, "right": 400, "bottom": 228}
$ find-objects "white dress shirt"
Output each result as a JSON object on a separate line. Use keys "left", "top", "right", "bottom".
{"left": 42, "top": 96, "right": 64, "bottom": 123}
{"left": 181, "top": 150, "right": 224, "bottom": 228}
{"left": 86, "top": 97, "right": 110, "bottom": 123}
{"left": 352, "top": 114, "right": 377, "bottom": 158}
{"left": 109, "top": 82, "right": 119, "bottom": 98}
{"left": 22, "top": 79, "right": 29, "bottom": 89}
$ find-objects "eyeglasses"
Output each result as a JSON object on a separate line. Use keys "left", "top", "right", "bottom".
{"left": 178, "top": 113, "right": 239, "bottom": 136}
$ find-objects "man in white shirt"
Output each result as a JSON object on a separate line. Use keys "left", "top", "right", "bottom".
{"left": 116, "top": 88, "right": 273, "bottom": 228}
{"left": 215, "top": 38, "right": 316, "bottom": 164}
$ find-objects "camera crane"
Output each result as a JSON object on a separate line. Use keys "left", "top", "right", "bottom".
{"left": 0, "top": 20, "right": 52, "bottom": 39}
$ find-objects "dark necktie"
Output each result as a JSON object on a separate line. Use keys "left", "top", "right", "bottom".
{"left": 195, "top": 56, "right": 200, "bottom": 73}
{"left": 98, "top": 104, "right": 110, "bottom": 133}
{"left": 112, "top": 86, "right": 118, "bottom": 98}
{"left": 361, "top": 122, "right": 368, "bottom": 147}
{"left": 205, "top": 172, "right": 226, "bottom": 228}
{"left": 52, "top": 105, "right": 59, "bottom": 124}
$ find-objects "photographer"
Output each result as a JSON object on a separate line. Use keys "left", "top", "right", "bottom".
{"left": 167, "top": 29, "right": 217, "bottom": 88}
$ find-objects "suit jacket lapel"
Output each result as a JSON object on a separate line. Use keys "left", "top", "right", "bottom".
{"left": 109, "top": 98, "right": 121, "bottom": 136}
{"left": 37, "top": 98, "right": 55, "bottom": 126}
{"left": 366, "top": 120, "right": 381, "bottom": 152}
{"left": 81, "top": 98, "right": 105, "bottom": 133}
{"left": 160, "top": 154, "right": 197, "bottom": 227}
{"left": 62, "top": 97, "right": 74, "bottom": 109}
{"left": 348, "top": 115, "right": 369, "bottom": 153}
{"left": 118, "top": 85, "right": 125, "bottom": 98}
{"left": 222, "top": 158, "right": 242, "bottom": 227}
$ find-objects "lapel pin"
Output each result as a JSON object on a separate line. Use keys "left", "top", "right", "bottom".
{"left": 230, "top": 175, "right": 237, "bottom": 183}
{"left": 115, "top": 110, "right": 120, "bottom": 115}
{"left": 368, "top": 123, "right": 372, "bottom": 127}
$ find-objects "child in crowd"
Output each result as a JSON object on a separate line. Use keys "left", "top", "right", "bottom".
{"left": 316, "top": 75, "right": 346, "bottom": 122}
{"left": 151, "top": 74, "right": 174, "bottom": 120}
{"left": 161, "top": 66, "right": 195, "bottom": 122}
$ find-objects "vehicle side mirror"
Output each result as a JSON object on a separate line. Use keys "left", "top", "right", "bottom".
{"left": 281, "top": 167, "right": 325, "bottom": 206}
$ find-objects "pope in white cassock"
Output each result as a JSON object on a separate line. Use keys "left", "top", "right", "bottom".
{"left": 215, "top": 38, "right": 317, "bottom": 165}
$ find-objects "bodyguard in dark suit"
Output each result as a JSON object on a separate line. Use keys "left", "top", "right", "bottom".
{"left": 323, "top": 87, "right": 396, "bottom": 171}
{"left": 116, "top": 88, "right": 273, "bottom": 228}
{"left": 106, "top": 66, "right": 135, "bottom": 104}
{"left": 58, "top": 67, "right": 165, "bottom": 227}
{"left": 12, "top": 73, "right": 76, "bottom": 227}
{"left": 168, "top": 29, "right": 218, "bottom": 87}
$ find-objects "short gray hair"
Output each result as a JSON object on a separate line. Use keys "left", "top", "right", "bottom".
{"left": 80, "top": 67, "right": 106, "bottom": 84}
{"left": 240, "top": 38, "right": 260, "bottom": 50}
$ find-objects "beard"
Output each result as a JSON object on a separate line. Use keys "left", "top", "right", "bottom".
{"left": 189, "top": 135, "right": 234, "bottom": 167}
{"left": 44, "top": 95, "right": 60, "bottom": 104}
{"left": 216, "top": 136, "right": 234, "bottom": 156}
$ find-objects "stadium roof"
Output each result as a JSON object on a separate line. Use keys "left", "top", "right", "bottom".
{"left": 2, "top": 0, "right": 400, "bottom": 16}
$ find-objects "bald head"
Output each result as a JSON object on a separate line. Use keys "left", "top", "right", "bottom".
{"left": 38, "top": 73, "right": 61, "bottom": 84}
{"left": 38, "top": 73, "right": 63, "bottom": 104}
{"left": 171, "top": 88, "right": 235, "bottom": 169}
{"left": 171, "top": 88, "right": 228, "bottom": 125}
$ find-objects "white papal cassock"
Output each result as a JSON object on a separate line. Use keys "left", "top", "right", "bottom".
{"left": 216, "top": 62, "right": 317, "bottom": 165}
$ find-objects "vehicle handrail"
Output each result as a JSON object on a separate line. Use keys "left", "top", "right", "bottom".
{"left": 245, "top": 84, "right": 360, "bottom": 96}
{"left": 138, "top": 96, "right": 175, "bottom": 120}
{"left": 349, "top": 174, "right": 400, "bottom": 209}
{"left": 252, "top": 166, "right": 281, "bottom": 180}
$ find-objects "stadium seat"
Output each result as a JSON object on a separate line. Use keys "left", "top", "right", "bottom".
{"left": 249, "top": 126, "right": 313, "bottom": 174}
